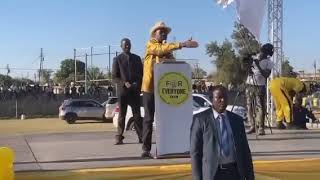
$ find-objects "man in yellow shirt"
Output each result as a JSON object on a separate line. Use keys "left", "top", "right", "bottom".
{"left": 141, "top": 21, "right": 198, "bottom": 158}
{"left": 269, "top": 77, "right": 306, "bottom": 129}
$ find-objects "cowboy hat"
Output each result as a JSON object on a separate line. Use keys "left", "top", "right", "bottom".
{"left": 150, "top": 21, "right": 171, "bottom": 36}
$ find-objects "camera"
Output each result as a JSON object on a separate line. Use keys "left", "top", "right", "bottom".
{"left": 241, "top": 54, "right": 256, "bottom": 75}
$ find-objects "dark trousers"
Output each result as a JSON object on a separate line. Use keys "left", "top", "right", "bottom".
{"left": 246, "top": 85, "right": 266, "bottom": 129}
{"left": 214, "top": 164, "right": 241, "bottom": 180}
{"left": 142, "top": 92, "right": 155, "bottom": 152}
{"left": 116, "top": 91, "right": 142, "bottom": 141}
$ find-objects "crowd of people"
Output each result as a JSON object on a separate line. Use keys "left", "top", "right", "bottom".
{"left": 0, "top": 82, "right": 115, "bottom": 101}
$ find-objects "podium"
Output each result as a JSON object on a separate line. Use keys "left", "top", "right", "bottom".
{"left": 154, "top": 61, "right": 193, "bottom": 158}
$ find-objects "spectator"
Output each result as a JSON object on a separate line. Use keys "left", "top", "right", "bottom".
{"left": 64, "top": 85, "right": 70, "bottom": 98}
{"left": 78, "top": 84, "right": 85, "bottom": 97}
{"left": 293, "top": 96, "right": 317, "bottom": 129}
{"left": 192, "top": 83, "right": 198, "bottom": 93}
{"left": 70, "top": 82, "right": 77, "bottom": 98}
{"left": 107, "top": 85, "right": 114, "bottom": 97}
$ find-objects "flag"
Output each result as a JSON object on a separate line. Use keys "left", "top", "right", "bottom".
{"left": 235, "top": 0, "right": 266, "bottom": 40}
{"left": 216, "top": 0, "right": 234, "bottom": 8}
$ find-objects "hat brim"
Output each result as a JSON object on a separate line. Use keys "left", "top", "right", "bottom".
{"left": 150, "top": 26, "right": 171, "bottom": 36}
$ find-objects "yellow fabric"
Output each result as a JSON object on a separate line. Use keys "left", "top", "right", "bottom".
{"left": 313, "top": 98, "right": 318, "bottom": 107}
{"left": 141, "top": 38, "right": 181, "bottom": 93}
{"left": 16, "top": 159, "right": 320, "bottom": 180}
{"left": 0, "top": 147, "right": 15, "bottom": 180}
{"left": 302, "top": 97, "right": 306, "bottom": 106}
{"left": 269, "top": 77, "right": 304, "bottom": 123}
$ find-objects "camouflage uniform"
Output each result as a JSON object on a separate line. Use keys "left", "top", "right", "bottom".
{"left": 246, "top": 84, "right": 266, "bottom": 131}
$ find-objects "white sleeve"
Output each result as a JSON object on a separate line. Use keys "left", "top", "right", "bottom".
{"left": 267, "top": 60, "right": 274, "bottom": 70}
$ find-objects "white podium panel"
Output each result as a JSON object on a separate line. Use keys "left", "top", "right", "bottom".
{"left": 154, "top": 62, "right": 192, "bottom": 157}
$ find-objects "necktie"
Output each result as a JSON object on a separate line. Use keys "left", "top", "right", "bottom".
{"left": 127, "top": 55, "right": 131, "bottom": 81}
{"left": 219, "top": 114, "right": 230, "bottom": 157}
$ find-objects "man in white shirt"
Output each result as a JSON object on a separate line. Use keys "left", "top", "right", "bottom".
{"left": 246, "top": 43, "right": 274, "bottom": 135}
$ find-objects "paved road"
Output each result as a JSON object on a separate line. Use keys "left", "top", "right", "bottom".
{"left": 1, "top": 126, "right": 320, "bottom": 172}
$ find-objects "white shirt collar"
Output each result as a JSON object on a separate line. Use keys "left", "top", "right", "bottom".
{"left": 212, "top": 108, "right": 227, "bottom": 119}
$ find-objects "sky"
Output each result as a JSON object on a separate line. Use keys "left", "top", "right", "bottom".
{"left": 0, "top": 0, "right": 319, "bottom": 79}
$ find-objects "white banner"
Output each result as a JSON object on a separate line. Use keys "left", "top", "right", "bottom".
{"left": 154, "top": 62, "right": 192, "bottom": 157}
{"left": 235, "top": 0, "right": 266, "bottom": 40}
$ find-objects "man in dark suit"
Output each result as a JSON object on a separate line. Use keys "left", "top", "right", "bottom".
{"left": 112, "top": 38, "right": 143, "bottom": 145}
{"left": 190, "top": 85, "right": 254, "bottom": 180}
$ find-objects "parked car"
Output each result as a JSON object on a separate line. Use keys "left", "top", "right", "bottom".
{"left": 59, "top": 99, "right": 107, "bottom": 124}
{"left": 192, "top": 93, "right": 247, "bottom": 121}
{"left": 102, "top": 97, "right": 118, "bottom": 120}
{"left": 113, "top": 93, "right": 245, "bottom": 131}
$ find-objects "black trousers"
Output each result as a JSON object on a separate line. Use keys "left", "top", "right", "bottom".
{"left": 142, "top": 92, "right": 155, "bottom": 152}
{"left": 214, "top": 164, "right": 241, "bottom": 180}
{"left": 116, "top": 91, "right": 142, "bottom": 141}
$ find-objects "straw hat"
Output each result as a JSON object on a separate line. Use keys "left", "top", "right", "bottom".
{"left": 150, "top": 21, "right": 171, "bottom": 36}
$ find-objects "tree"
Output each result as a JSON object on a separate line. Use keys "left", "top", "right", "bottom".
{"left": 88, "top": 67, "right": 105, "bottom": 80}
{"left": 206, "top": 39, "right": 244, "bottom": 85}
{"left": 281, "top": 59, "right": 295, "bottom": 77}
{"left": 39, "top": 69, "right": 53, "bottom": 84}
{"left": 0, "top": 74, "right": 12, "bottom": 87}
{"left": 192, "top": 66, "right": 207, "bottom": 79}
{"left": 231, "top": 23, "right": 260, "bottom": 57}
{"left": 54, "top": 59, "right": 85, "bottom": 84}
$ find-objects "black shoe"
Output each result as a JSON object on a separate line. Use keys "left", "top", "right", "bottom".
{"left": 141, "top": 151, "right": 152, "bottom": 158}
{"left": 114, "top": 135, "right": 124, "bottom": 145}
{"left": 286, "top": 123, "right": 295, "bottom": 130}
{"left": 258, "top": 128, "right": 265, "bottom": 135}
{"left": 276, "top": 122, "right": 286, "bottom": 130}
{"left": 114, "top": 139, "right": 123, "bottom": 145}
{"left": 246, "top": 127, "right": 256, "bottom": 134}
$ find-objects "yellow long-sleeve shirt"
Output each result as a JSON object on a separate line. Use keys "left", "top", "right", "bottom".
{"left": 141, "top": 39, "right": 181, "bottom": 93}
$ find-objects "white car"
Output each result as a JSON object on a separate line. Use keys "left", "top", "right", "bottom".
{"left": 113, "top": 94, "right": 208, "bottom": 130}
{"left": 102, "top": 97, "right": 118, "bottom": 120}
{"left": 192, "top": 93, "right": 247, "bottom": 120}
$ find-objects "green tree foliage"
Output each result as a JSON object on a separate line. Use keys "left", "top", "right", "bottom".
{"left": 88, "top": 67, "right": 105, "bottom": 80}
{"left": 54, "top": 59, "right": 85, "bottom": 84}
{"left": 192, "top": 67, "right": 207, "bottom": 79}
{"left": 281, "top": 60, "right": 295, "bottom": 77}
{"left": 0, "top": 74, "right": 13, "bottom": 87}
{"left": 231, "top": 23, "right": 260, "bottom": 57}
{"left": 206, "top": 39, "right": 244, "bottom": 85}
{"left": 0, "top": 74, "right": 34, "bottom": 87}
{"left": 39, "top": 69, "right": 53, "bottom": 84}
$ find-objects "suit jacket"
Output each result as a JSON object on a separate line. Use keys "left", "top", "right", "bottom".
{"left": 190, "top": 108, "right": 254, "bottom": 180}
{"left": 112, "top": 52, "right": 143, "bottom": 95}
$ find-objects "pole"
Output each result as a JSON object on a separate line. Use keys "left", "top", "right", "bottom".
{"left": 91, "top": 46, "right": 93, "bottom": 68}
{"left": 15, "top": 99, "right": 18, "bottom": 119}
{"left": 85, "top": 53, "right": 88, "bottom": 94}
{"left": 74, "top": 49, "right": 77, "bottom": 83}
{"left": 314, "top": 60, "right": 317, "bottom": 81}
{"left": 39, "top": 48, "right": 43, "bottom": 83}
{"left": 108, "top": 45, "right": 111, "bottom": 76}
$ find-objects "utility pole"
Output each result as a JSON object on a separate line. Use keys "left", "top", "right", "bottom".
{"left": 90, "top": 46, "right": 93, "bottom": 68}
{"left": 6, "top": 64, "right": 10, "bottom": 76}
{"left": 74, "top": 49, "right": 77, "bottom": 83}
{"left": 108, "top": 45, "right": 111, "bottom": 77}
{"left": 173, "top": 36, "right": 177, "bottom": 58}
{"left": 314, "top": 60, "right": 317, "bottom": 81}
{"left": 39, "top": 48, "right": 44, "bottom": 84}
{"left": 85, "top": 53, "right": 88, "bottom": 94}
